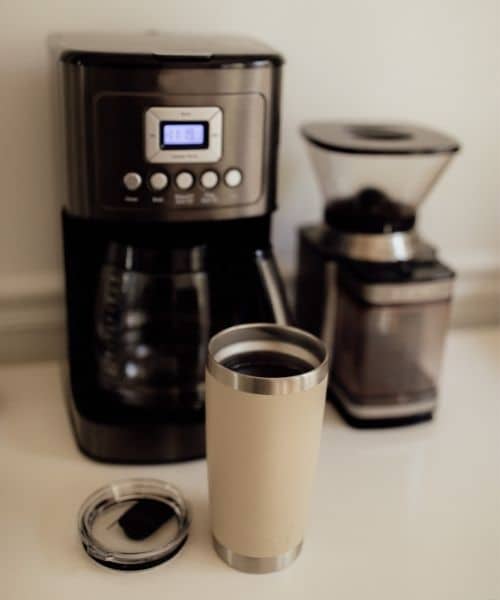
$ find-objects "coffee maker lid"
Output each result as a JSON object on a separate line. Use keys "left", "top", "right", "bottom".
{"left": 301, "top": 122, "right": 460, "bottom": 155}
{"left": 78, "top": 479, "right": 190, "bottom": 570}
{"left": 51, "top": 32, "right": 284, "bottom": 66}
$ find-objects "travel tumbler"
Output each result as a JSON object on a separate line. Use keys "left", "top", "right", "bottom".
{"left": 206, "top": 323, "right": 328, "bottom": 573}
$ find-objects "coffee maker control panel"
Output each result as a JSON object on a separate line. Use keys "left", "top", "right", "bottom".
{"left": 93, "top": 93, "right": 267, "bottom": 221}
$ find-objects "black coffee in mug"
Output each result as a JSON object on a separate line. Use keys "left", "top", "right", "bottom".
{"left": 222, "top": 351, "right": 312, "bottom": 378}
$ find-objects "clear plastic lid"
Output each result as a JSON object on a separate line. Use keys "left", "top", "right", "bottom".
{"left": 78, "top": 478, "right": 190, "bottom": 570}
{"left": 301, "top": 122, "right": 460, "bottom": 233}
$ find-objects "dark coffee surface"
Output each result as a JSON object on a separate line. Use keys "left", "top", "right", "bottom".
{"left": 222, "top": 351, "right": 312, "bottom": 378}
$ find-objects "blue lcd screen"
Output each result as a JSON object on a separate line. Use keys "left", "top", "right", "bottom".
{"left": 160, "top": 121, "right": 209, "bottom": 150}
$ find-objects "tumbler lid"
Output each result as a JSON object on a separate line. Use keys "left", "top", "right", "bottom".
{"left": 78, "top": 478, "right": 190, "bottom": 570}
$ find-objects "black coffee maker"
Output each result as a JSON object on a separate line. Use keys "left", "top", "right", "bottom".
{"left": 296, "top": 122, "right": 460, "bottom": 427}
{"left": 56, "top": 33, "right": 289, "bottom": 462}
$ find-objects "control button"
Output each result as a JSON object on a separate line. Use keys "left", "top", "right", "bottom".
{"left": 200, "top": 170, "right": 219, "bottom": 190}
{"left": 123, "top": 172, "right": 142, "bottom": 191}
{"left": 175, "top": 171, "right": 194, "bottom": 191}
{"left": 224, "top": 168, "right": 242, "bottom": 188}
{"left": 149, "top": 172, "right": 169, "bottom": 192}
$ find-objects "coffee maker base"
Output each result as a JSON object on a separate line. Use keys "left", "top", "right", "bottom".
{"left": 66, "top": 394, "right": 205, "bottom": 464}
{"left": 329, "top": 381, "right": 435, "bottom": 429}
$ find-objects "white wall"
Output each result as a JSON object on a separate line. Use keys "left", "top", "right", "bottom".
{"left": 1, "top": 0, "right": 499, "bottom": 308}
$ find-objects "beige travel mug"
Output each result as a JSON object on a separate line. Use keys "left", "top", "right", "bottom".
{"left": 206, "top": 323, "right": 329, "bottom": 574}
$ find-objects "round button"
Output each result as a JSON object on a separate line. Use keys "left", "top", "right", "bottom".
{"left": 149, "top": 172, "right": 169, "bottom": 192}
{"left": 123, "top": 172, "right": 142, "bottom": 191}
{"left": 200, "top": 170, "right": 219, "bottom": 190}
{"left": 175, "top": 171, "right": 194, "bottom": 191}
{"left": 224, "top": 168, "right": 243, "bottom": 188}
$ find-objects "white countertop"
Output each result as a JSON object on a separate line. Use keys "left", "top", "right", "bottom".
{"left": 2, "top": 327, "right": 499, "bottom": 599}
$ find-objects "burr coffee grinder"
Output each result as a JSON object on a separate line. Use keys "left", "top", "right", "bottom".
{"left": 296, "top": 121, "right": 460, "bottom": 427}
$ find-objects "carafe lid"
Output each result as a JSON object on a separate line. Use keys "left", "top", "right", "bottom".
{"left": 78, "top": 478, "right": 190, "bottom": 570}
{"left": 106, "top": 243, "right": 207, "bottom": 273}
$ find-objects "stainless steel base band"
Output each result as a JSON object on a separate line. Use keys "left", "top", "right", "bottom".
{"left": 212, "top": 536, "right": 303, "bottom": 573}
{"left": 331, "top": 380, "right": 437, "bottom": 419}
{"left": 329, "top": 230, "right": 420, "bottom": 262}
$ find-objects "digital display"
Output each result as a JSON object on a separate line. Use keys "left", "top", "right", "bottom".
{"left": 160, "top": 121, "right": 209, "bottom": 150}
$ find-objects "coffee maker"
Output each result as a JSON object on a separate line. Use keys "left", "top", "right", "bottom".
{"left": 296, "top": 122, "right": 460, "bottom": 427}
{"left": 55, "top": 33, "right": 290, "bottom": 462}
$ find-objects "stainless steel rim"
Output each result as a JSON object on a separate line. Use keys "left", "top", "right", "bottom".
{"left": 212, "top": 536, "right": 302, "bottom": 574}
{"left": 207, "top": 323, "right": 329, "bottom": 395}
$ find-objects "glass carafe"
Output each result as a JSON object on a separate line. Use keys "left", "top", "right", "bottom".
{"left": 95, "top": 243, "right": 209, "bottom": 412}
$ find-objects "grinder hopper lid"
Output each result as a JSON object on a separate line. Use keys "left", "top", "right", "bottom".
{"left": 301, "top": 122, "right": 460, "bottom": 155}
